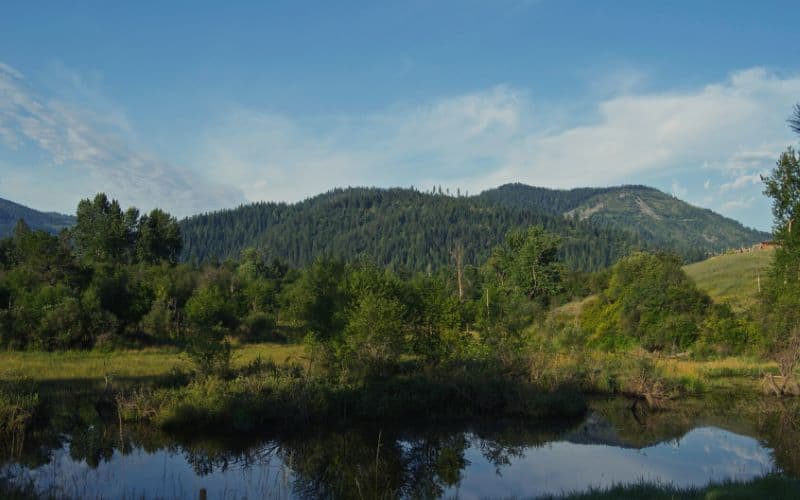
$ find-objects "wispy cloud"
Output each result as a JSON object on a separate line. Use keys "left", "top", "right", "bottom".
{"left": 2, "top": 60, "right": 796, "bottom": 227}
{"left": 720, "top": 173, "right": 764, "bottom": 193}
{"left": 0, "top": 62, "right": 244, "bottom": 217}
{"left": 202, "top": 67, "right": 798, "bottom": 227}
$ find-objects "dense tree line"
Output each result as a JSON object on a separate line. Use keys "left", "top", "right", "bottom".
{"left": 3, "top": 116, "right": 796, "bottom": 358}
{"left": 0, "top": 192, "right": 572, "bottom": 356}
{"left": 0, "top": 189, "right": 755, "bottom": 360}
{"left": 180, "top": 184, "right": 766, "bottom": 274}
{"left": 180, "top": 187, "right": 652, "bottom": 273}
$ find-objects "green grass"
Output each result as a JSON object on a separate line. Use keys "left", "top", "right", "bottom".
{"left": 0, "top": 343, "right": 306, "bottom": 383}
{"left": 535, "top": 474, "right": 800, "bottom": 499}
{"left": 683, "top": 248, "right": 773, "bottom": 311}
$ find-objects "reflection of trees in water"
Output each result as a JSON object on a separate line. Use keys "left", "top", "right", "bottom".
{"left": 756, "top": 399, "right": 800, "bottom": 476}
{"left": 6, "top": 396, "right": 799, "bottom": 497}
{"left": 278, "top": 422, "right": 576, "bottom": 499}
{"left": 592, "top": 396, "right": 800, "bottom": 478}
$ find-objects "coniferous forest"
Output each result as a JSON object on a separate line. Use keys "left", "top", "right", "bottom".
{"left": 179, "top": 184, "right": 767, "bottom": 273}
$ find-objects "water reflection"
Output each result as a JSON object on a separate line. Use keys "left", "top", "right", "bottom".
{"left": 3, "top": 397, "right": 798, "bottom": 499}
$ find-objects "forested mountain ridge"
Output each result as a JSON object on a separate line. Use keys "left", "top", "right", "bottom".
{"left": 179, "top": 185, "right": 766, "bottom": 272}
{"left": 0, "top": 197, "right": 75, "bottom": 236}
{"left": 481, "top": 184, "right": 768, "bottom": 255}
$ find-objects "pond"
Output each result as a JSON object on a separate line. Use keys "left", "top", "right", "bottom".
{"left": 3, "top": 397, "right": 798, "bottom": 499}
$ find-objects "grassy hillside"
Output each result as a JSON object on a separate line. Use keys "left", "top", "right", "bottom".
{"left": 683, "top": 248, "right": 774, "bottom": 311}
{"left": 0, "top": 197, "right": 75, "bottom": 237}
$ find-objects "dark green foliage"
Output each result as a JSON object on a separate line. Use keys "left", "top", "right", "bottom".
{"left": 282, "top": 258, "right": 349, "bottom": 341}
{"left": 73, "top": 194, "right": 182, "bottom": 266}
{"left": 485, "top": 226, "right": 563, "bottom": 303}
{"left": 180, "top": 187, "right": 662, "bottom": 273}
{"left": 762, "top": 148, "right": 800, "bottom": 347}
{"left": 0, "top": 196, "right": 191, "bottom": 349}
{"left": 0, "top": 188, "right": 760, "bottom": 361}
{"left": 135, "top": 209, "right": 183, "bottom": 264}
{"left": 482, "top": 183, "right": 768, "bottom": 259}
{"left": 760, "top": 136, "right": 800, "bottom": 385}
{"left": 581, "top": 252, "right": 714, "bottom": 352}
{"left": 73, "top": 194, "right": 137, "bottom": 264}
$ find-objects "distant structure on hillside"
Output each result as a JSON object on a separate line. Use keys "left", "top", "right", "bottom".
{"left": 720, "top": 241, "right": 778, "bottom": 256}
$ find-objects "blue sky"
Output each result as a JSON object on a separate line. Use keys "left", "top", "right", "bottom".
{"left": 1, "top": 1, "right": 799, "bottom": 230}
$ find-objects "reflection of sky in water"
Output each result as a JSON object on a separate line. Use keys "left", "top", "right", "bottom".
{"left": 4, "top": 426, "right": 775, "bottom": 499}
{"left": 444, "top": 427, "right": 775, "bottom": 499}
{"left": 7, "top": 444, "right": 295, "bottom": 499}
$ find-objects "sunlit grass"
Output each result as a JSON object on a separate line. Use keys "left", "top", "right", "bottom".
{"left": 0, "top": 343, "right": 306, "bottom": 383}
{"left": 683, "top": 248, "right": 773, "bottom": 311}
{"left": 657, "top": 356, "right": 778, "bottom": 392}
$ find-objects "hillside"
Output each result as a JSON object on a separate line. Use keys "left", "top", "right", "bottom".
{"left": 180, "top": 187, "right": 645, "bottom": 272}
{"left": 0, "top": 197, "right": 75, "bottom": 237}
{"left": 480, "top": 184, "right": 769, "bottom": 256}
{"left": 180, "top": 185, "right": 765, "bottom": 272}
{"left": 683, "top": 248, "right": 774, "bottom": 312}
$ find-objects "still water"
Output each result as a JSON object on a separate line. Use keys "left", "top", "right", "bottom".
{"left": 3, "top": 398, "right": 796, "bottom": 499}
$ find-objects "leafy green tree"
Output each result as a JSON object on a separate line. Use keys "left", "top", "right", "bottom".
{"left": 480, "top": 226, "right": 564, "bottom": 336}
{"left": 185, "top": 282, "right": 236, "bottom": 376}
{"left": 72, "top": 194, "right": 135, "bottom": 264}
{"left": 136, "top": 209, "right": 183, "bottom": 264}
{"left": 761, "top": 109, "right": 800, "bottom": 365}
{"left": 581, "top": 252, "right": 710, "bottom": 351}
{"left": 342, "top": 291, "right": 406, "bottom": 374}
{"left": 282, "top": 257, "right": 349, "bottom": 340}
{"left": 406, "top": 274, "right": 463, "bottom": 363}
{"left": 185, "top": 282, "right": 235, "bottom": 330}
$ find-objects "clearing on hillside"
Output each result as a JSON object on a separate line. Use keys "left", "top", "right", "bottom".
{"left": 683, "top": 248, "right": 774, "bottom": 312}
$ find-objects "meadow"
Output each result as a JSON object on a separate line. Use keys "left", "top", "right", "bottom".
{"left": 683, "top": 247, "right": 774, "bottom": 311}
{"left": 0, "top": 342, "right": 305, "bottom": 383}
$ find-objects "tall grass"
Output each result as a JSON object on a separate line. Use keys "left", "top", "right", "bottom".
{"left": 537, "top": 474, "right": 800, "bottom": 499}
{"left": 0, "top": 342, "right": 305, "bottom": 383}
{"left": 0, "top": 375, "right": 40, "bottom": 456}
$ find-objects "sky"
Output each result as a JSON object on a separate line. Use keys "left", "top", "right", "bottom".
{"left": 1, "top": 1, "right": 799, "bottom": 230}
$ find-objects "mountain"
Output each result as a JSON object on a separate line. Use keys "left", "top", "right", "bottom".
{"left": 179, "top": 185, "right": 768, "bottom": 272}
{"left": 480, "top": 184, "right": 769, "bottom": 256}
{"left": 0, "top": 197, "right": 75, "bottom": 237}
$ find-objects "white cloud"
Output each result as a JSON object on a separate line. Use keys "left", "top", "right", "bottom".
{"left": 3, "top": 60, "right": 796, "bottom": 228}
{"left": 0, "top": 62, "right": 244, "bottom": 217}
{"left": 720, "top": 173, "right": 763, "bottom": 192}
{"left": 203, "top": 67, "right": 797, "bottom": 229}
{"left": 201, "top": 86, "right": 528, "bottom": 202}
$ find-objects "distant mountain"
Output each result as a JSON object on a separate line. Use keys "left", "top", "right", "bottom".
{"left": 0, "top": 197, "right": 75, "bottom": 237}
{"left": 180, "top": 185, "right": 768, "bottom": 272}
{"left": 480, "top": 184, "right": 769, "bottom": 255}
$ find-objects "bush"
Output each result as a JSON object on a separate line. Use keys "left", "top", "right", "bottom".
{"left": 185, "top": 325, "right": 232, "bottom": 378}
{"left": 239, "top": 311, "right": 278, "bottom": 342}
